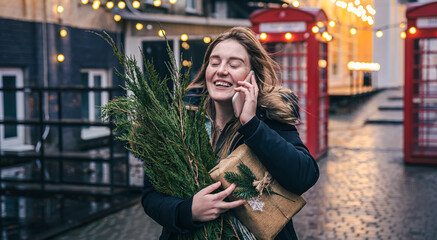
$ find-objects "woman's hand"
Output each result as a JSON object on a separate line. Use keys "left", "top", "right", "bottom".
{"left": 235, "top": 73, "right": 259, "bottom": 125}
{"left": 192, "top": 182, "right": 246, "bottom": 222}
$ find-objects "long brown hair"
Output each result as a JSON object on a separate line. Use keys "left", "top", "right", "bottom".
{"left": 187, "top": 27, "right": 291, "bottom": 159}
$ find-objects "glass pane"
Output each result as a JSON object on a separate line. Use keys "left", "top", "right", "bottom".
{"left": 412, "top": 38, "right": 437, "bottom": 154}
{"left": 94, "top": 75, "right": 102, "bottom": 120}
{"left": 142, "top": 40, "right": 174, "bottom": 92}
{"left": 3, "top": 76, "right": 17, "bottom": 138}
{"left": 180, "top": 39, "right": 208, "bottom": 81}
{"left": 187, "top": 0, "right": 195, "bottom": 9}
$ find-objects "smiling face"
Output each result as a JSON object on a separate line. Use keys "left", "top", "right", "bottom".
{"left": 205, "top": 39, "right": 251, "bottom": 105}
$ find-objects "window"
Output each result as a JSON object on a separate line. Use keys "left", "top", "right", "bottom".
{"left": 186, "top": 0, "right": 197, "bottom": 13}
{"left": 80, "top": 69, "right": 110, "bottom": 140}
{"left": 214, "top": 0, "right": 228, "bottom": 19}
{"left": 142, "top": 40, "right": 174, "bottom": 92}
{"left": 0, "top": 68, "right": 29, "bottom": 150}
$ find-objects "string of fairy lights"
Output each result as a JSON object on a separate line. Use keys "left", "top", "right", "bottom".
{"left": 282, "top": 0, "right": 410, "bottom": 40}
{"left": 55, "top": 0, "right": 213, "bottom": 62}
{"left": 53, "top": 0, "right": 415, "bottom": 63}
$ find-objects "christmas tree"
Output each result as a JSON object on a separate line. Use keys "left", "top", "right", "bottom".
{"left": 99, "top": 32, "right": 241, "bottom": 239}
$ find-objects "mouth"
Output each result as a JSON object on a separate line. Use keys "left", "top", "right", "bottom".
{"left": 214, "top": 80, "right": 232, "bottom": 88}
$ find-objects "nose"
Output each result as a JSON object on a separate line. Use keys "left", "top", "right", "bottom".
{"left": 217, "top": 64, "right": 228, "bottom": 76}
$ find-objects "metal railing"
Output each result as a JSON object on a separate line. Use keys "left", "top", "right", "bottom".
{"left": 0, "top": 86, "right": 143, "bottom": 196}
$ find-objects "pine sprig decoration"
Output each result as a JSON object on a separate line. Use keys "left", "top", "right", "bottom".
{"left": 225, "top": 163, "right": 297, "bottom": 203}
{"left": 96, "top": 31, "right": 240, "bottom": 240}
{"left": 225, "top": 163, "right": 274, "bottom": 200}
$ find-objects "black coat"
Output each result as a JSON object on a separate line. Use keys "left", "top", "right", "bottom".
{"left": 141, "top": 112, "right": 319, "bottom": 239}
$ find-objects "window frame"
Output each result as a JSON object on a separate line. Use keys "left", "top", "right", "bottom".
{"left": 0, "top": 68, "right": 25, "bottom": 148}
{"left": 80, "top": 69, "right": 111, "bottom": 140}
{"left": 186, "top": 0, "right": 198, "bottom": 14}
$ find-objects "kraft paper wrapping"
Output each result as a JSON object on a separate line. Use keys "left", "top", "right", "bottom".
{"left": 209, "top": 144, "right": 306, "bottom": 240}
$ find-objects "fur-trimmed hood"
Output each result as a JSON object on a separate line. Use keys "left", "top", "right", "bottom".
{"left": 258, "top": 86, "right": 300, "bottom": 125}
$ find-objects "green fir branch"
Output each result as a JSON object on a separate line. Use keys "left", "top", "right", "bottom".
{"left": 95, "top": 30, "right": 240, "bottom": 239}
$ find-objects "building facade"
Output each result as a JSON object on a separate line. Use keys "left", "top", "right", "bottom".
{"left": 0, "top": 0, "right": 123, "bottom": 151}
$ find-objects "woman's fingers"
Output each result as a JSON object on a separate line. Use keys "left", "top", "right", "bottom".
{"left": 251, "top": 74, "right": 259, "bottom": 95}
{"left": 199, "top": 181, "right": 221, "bottom": 195}
{"left": 237, "top": 80, "right": 257, "bottom": 97}
{"left": 234, "top": 86, "right": 250, "bottom": 97}
{"left": 237, "top": 80, "right": 254, "bottom": 89}
{"left": 192, "top": 182, "right": 247, "bottom": 222}
{"left": 214, "top": 183, "right": 236, "bottom": 200}
{"left": 218, "top": 199, "right": 246, "bottom": 210}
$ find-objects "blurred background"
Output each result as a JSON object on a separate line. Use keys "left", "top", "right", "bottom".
{"left": 0, "top": 0, "right": 436, "bottom": 239}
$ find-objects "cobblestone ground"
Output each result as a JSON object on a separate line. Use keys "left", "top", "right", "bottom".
{"left": 53, "top": 90, "right": 437, "bottom": 240}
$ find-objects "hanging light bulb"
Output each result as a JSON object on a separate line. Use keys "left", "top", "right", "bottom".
{"left": 329, "top": 21, "right": 336, "bottom": 27}
{"left": 318, "top": 59, "right": 327, "bottom": 68}
{"left": 60, "top": 29, "right": 67, "bottom": 37}
{"left": 355, "top": 0, "right": 360, "bottom": 5}
{"left": 285, "top": 33, "right": 292, "bottom": 40}
{"left": 158, "top": 30, "right": 166, "bottom": 37}
{"left": 350, "top": 28, "right": 357, "bottom": 35}
{"left": 81, "top": 0, "right": 89, "bottom": 4}
{"left": 106, "top": 1, "right": 114, "bottom": 9}
{"left": 57, "top": 54, "right": 65, "bottom": 62}
{"left": 376, "top": 30, "right": 383, "bottom": 38}
{"left": 400, "top": 32, "right": 406, "bottom": 39}
{"left": 292, "top": 1, "right": 299, "bottom": 7}
{"left": 181, "top": 42, "right": 190, "bottom": 50}
{"left": 114, "top": 14, "right": 121, "bottom": 22}
{"left": 136, "top": 23, "right": 143, "bottom": 30}
{"left": 169, "top": 0, "right": 177, "bottom": 4}
{"left": 92, "top": 1, "right": 100, "bottom": 9}
{"left": 366, "top": 5, "right": 376, "bottom": 15}
{"left": 154, "top": 0, "right": 161, "bottom": 7}
{"left": 399, "top": 22, "right": 406, "bottom": 29}
{"left": 312, "top": 26, "right": 319, "bottom": 33}
{"left": 322, "top": 32, "right": 329, "bottom": 39}
{"left": 181, "top": 34, "right": 188, "bottom": 41}
{"left": 57, "top": 5, "right": 64, "bottom": 13}
{"left": 409, "top": 27, "right": 416, "bottom": 34}
{"left": 260, "top": 33, "right": 267, "bottom": 40}
{"left": 132, "top": 1, "right": 140, "bottom": 8}
{"left": 203, "top": 36, "right": 211, "bottom": 44}
{"left": 118, "top": 1, "right": 126, "bottom": 9}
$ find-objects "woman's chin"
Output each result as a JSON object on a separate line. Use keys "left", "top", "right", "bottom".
{"left": 211, "top": 97, "right": 233, "bottom": 105}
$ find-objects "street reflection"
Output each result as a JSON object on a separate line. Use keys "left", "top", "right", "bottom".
{"left": 1, "top": 192, "right": 136, "bottom": 240}
{"left": 1, "top": 152, "right": 143, "bottom": 240}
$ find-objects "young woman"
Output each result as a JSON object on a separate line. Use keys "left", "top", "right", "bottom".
{"left": 141, "top": 27, "right": 319, "bottom": 240}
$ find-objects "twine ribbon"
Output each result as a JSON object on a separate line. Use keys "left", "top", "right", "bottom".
{"left": 252, "top": 172, "right": 272, "bottom": 195}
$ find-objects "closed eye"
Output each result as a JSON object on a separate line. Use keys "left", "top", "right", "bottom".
{"left": 209, "top": 58, "right": 220, "bottom": 66}
{"left": 229, "top": 60, "right": 242, "bottom": 68}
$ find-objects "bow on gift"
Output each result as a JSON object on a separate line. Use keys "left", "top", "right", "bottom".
{"left": 252, "top": 172, "right": 272, "bottom": 195}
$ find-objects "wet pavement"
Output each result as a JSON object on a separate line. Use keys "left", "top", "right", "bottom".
{"left": 51, "top": 89, "right": 437, "bottom": 240}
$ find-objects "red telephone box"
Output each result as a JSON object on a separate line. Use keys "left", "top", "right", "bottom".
{"left": 251, "top": 7, "right": 329, "bottom": 160}
{"left": 404, "top": 2, "right": 437, "bottom": 164}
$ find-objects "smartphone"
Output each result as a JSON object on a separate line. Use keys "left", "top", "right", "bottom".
{"left": 232, "top": 70, "right": 254, "bottom": 118}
